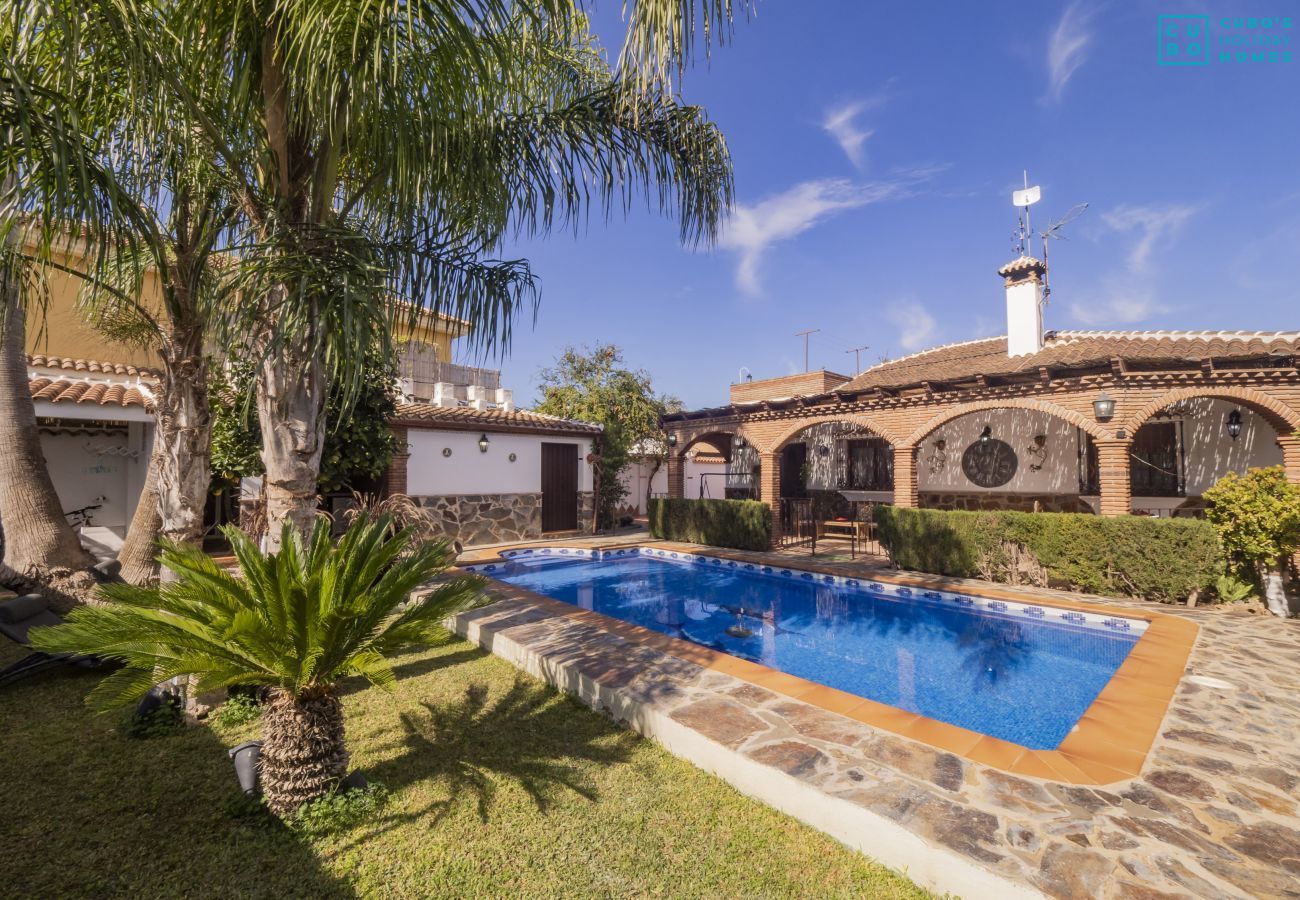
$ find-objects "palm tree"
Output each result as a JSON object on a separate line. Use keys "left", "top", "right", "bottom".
{"left": 0, "top": 12, "right": 135, "bottom": 598}
{"left": 31, "top": 514, "right": 483, "bottom": 815}
{"left": 159, "top": 1, "right": 743, "bottom": 546}
{"left": 32, "top": 3, "right": 242, "bottom": 570}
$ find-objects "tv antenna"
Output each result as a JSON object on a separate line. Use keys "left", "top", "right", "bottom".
{"left": 795, "top": 328, "right": 819, "bottom": 372}
{"left": 845, "top": 344, "right": 870, "bottom": 373}
{"left": 1040, "top": 202, "right": 1089, "bottom": 304}
{"left": 1011, "top": 170, "right": 1041, "bottom": 256}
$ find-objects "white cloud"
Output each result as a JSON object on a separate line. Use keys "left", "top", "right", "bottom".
{"left": 822, "top": 87, "right": 893, "bottom": 169}
{"left": 1070, "top": 283, "right": 1171, "bottom": 326}
{"left": 1101, "top": 204, "right": 1197, "bottom": 270}
{"left": 1068, "top": 203, "right": 1197, "bottom": 326}
{"left": 822, "top": 102, "right": 874, "bottom": 169}
{"left": 1047, "top": 1, "right": 1100, "bottom": 102}
{"left": 887, "top": 300, "right": 938, "bottom": 351}
{"left": 719, "top": 170, "right": 938, "bottom": 296}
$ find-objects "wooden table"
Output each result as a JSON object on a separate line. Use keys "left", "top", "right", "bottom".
{"left": 817, "top": 520, "right": 874, "bottom": 558}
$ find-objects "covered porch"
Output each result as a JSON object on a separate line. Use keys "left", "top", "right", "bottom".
{"left": 663, "top": 382, "right": 1300, "bottom": 552}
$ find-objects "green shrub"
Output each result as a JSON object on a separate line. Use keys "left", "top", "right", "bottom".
{"left": 873, "top": 507, "right": 1223, "bottom": 604}
{"left": 287, "top": 783, "right": 390, "bottom": 836}
{"left": 214, "top": 693, "right": 263, "bottom": 727}
{"left": 647, "top": 498, "right": 771, "bottom": 551}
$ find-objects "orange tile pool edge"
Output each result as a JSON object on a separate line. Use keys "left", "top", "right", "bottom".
{"left": 453, "top": 543, "right": 1199, "bottom": 786}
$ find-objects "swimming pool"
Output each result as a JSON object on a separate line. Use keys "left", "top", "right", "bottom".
{"left": 468, "top": 547, "right": 1145, "bottom": 750}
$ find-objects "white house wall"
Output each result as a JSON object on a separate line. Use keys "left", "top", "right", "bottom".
{"left": 620, "top": 455, "right": 727, "bottom": 514}
{"left": 34, "top": 420, "right": 153, "bottom": 553}
{"left": 1179, "top": 398, "right": 1281, "bottom": 495}
{"left": 918, "top": 410, "right": 1083, "bottom": 494}
{"left": 406, "top": 430, "right": 593, "bottom": 496}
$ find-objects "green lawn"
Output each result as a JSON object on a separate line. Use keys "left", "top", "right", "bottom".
{"left": 0, "top": 635, "right": 927, "bottom": 898}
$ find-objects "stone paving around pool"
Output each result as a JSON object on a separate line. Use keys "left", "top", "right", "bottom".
{"left": 449, "top": 538, "right": 1300, "bottom": 899}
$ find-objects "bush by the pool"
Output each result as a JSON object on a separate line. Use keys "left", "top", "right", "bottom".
{"left": 873, "top": 506, "right": 1223, "bottom": 604}
{"left": 648, "top": 498, "right": 771, "bottom": 552}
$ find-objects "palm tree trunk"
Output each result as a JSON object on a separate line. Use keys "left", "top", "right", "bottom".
{"left": 154, "top": 339, "right": 212, "bottom": 568}
{"left": 0, "top": 222, "right": 94, "bottom": 597}
{"left": 256, "top": 325, "right": 327, "bottom": 551}
{"left": 260, "top": 686, "right": 350, "bottom": 817}
{"left": 118, "top": 440, "right": 162, "bottom": 585}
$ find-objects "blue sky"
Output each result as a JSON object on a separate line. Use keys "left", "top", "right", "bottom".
{"left": 469, "top": 2, "right": 1300, "bottom": 409}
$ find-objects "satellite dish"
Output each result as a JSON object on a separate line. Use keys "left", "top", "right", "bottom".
{"left": 1012, "top": 185, "right": 1041, "bottom": 207}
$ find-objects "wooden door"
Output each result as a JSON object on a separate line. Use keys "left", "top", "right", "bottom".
{"left": 541, "top": 442, "right": 579, "bottom": 532}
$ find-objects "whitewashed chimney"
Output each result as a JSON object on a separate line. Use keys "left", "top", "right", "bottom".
{"left": 998, "top": 256, "right": 1047, "bottom": 356}
{"left": 494, "top": 388, "right": 514, "bottom": 412}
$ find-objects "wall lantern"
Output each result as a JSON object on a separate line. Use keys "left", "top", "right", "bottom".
{"left": 927, "top": 439, "right": 948, "bottom": 474}
{"left": 478, "top": 434, "right": 490, "bottom": 453}
{"left": 1026, "top": 434, "right": 1048, "bottom": 471}
{"left": 667, "top": 433, "right": 678, "bottom": 448}
{"left": 817, "top": 444, "right": 830, "bottom": 457}
{"left": 1093, "top": 392, "right": 1116, "bottom": 422}
{"left": 735, "top": 435, "right": 747, "bottom": 449}
{"left": 979, "top": 425, "right": 993, "bottom": 445}
{"left": 1226, "top": 409, "right": 1243, "bottom": 441}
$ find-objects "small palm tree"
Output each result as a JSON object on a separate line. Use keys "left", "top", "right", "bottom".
{"left": 31, "top": 514, "right": 484, "bottom": 816}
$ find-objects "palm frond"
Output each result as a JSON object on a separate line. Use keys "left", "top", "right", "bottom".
{"left": 30, "top": 513, "right": 486, "bottom": 711}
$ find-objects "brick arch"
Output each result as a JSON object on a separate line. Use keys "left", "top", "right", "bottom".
{"left": 1120, "top": 386, "right": 1300, "bottom": 438}
{"left": 901, "top": 397, "right": 1112, "bottom": 449}
{"left": 761, "top": 414, "right": 906, "bottom": 454}
{"left": 676, "top": 428, "right": 738, "bottom": 460}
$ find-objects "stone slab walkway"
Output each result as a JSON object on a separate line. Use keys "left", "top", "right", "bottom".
{"left": 452, "top": 539, "right": 1300, "bottom": 899}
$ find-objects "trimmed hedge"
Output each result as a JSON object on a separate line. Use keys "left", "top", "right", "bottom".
{"left": 648, "top": 498, "right": 771, "bottom": 552}
{"left": 873, "top": 506, "right": 1223, "bottom": 604}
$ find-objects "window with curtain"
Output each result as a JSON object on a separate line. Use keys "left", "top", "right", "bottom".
{"left": 847, "top": 438, "right": 893, "bottom": 490}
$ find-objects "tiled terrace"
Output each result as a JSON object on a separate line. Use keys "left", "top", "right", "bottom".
{"left": 452, "top": 537, "right": 1300, "bottom": 899}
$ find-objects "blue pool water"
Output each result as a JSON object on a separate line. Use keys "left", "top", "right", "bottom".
{"left": 481, "top": 551, "right": 1141, "bottom": 749}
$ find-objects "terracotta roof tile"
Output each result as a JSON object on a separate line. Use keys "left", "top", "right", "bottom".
{"left": 838, "top": 330, "right": 1300, "bottom": 393}
{"left": 392, "top": 403, "right": 602, "bottom": 435}
{"left": 26, "top": 354, "right": 161, "bottom": 378}
{"left": 29, "top": 375, "right": 152, "bottom": 409}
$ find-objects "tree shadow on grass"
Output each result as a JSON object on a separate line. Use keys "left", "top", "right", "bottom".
{"left": 337, "top": 634, "right": 483, "bottom": 696}
{"left": 364, "top": 676, "right": 638, "bottom": 831}
{"left": 0, "top": 644, "right": 352, "bottom": 898}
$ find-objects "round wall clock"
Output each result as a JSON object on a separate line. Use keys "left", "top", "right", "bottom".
{"left": 961, "top": 438, "right": 1018, "bottom": 488}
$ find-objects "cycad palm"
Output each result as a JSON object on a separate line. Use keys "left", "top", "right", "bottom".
{"left": 31, "top": 515, "right": 483, "bottom": 815}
